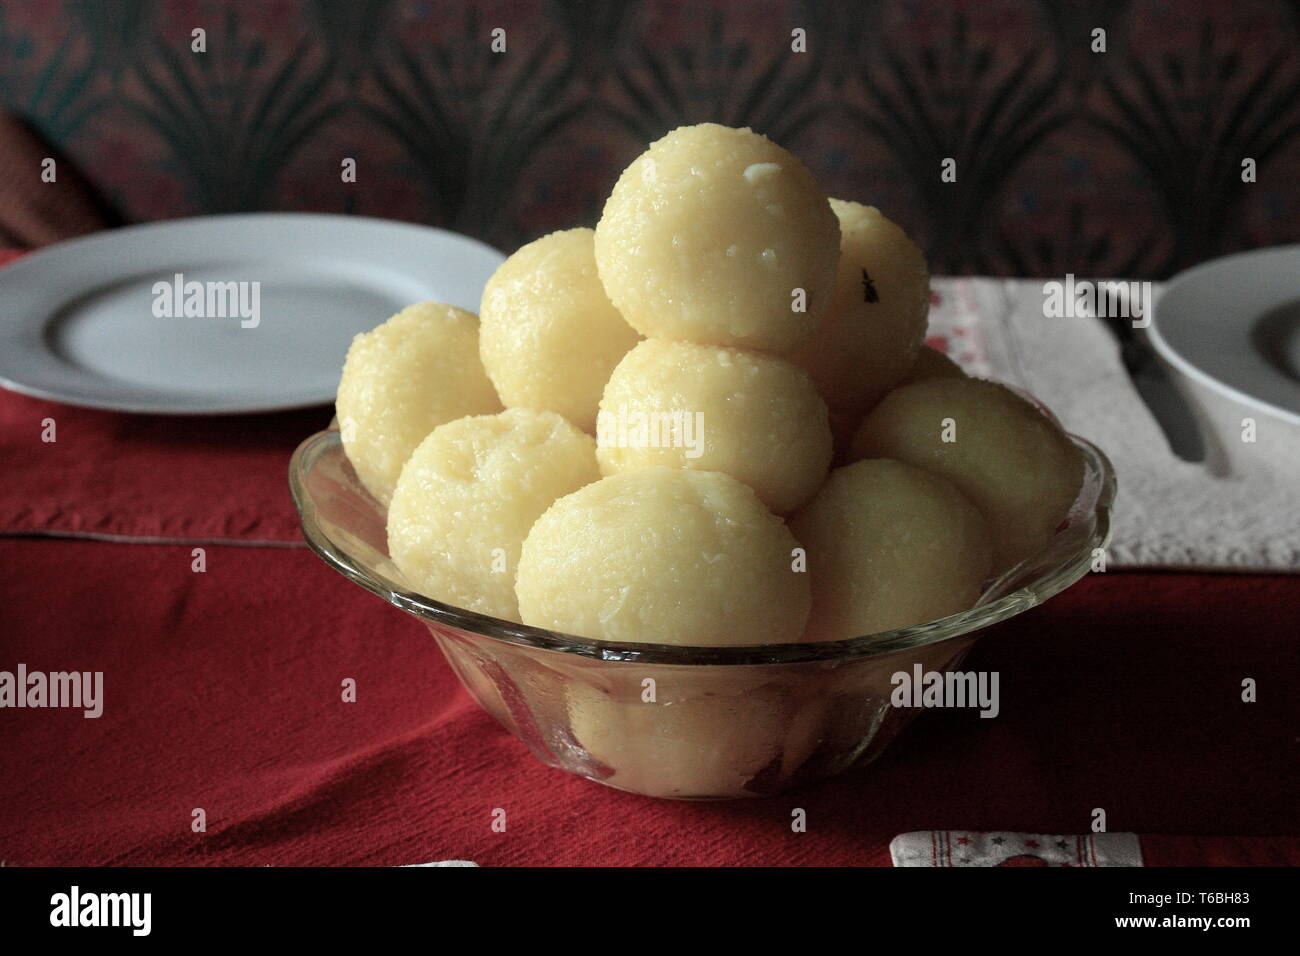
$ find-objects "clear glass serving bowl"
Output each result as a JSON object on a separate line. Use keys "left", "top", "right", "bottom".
{"left": 289, "top": 427, "right": 1115, "bottom": 799}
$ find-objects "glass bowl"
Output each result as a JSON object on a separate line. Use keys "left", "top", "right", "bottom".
{"left": 289, "top": 427, "right": 1115, "bottom": 799}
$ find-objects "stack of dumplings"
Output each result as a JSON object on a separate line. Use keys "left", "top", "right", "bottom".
{"left": 335, "top": 123, "right": 1085, "bottom": 648}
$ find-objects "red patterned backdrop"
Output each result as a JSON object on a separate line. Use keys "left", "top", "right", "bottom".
{"left": 1, "top": 0, "right": 1297, "bottom": 276}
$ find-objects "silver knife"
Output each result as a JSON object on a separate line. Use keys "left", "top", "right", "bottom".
{"left": 1093, "top": 299, "right": 1205, "bottom": 463}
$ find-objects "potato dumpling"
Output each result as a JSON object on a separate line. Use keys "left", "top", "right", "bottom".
{"left": 594, "top": 123, "right": 840, "bottom": 353}
{"left": 596, "top": 339, "right": 832, "bottom": 514}
{"left": 786, "top": 200, "right": 929, "bottom": 418}
{"left": 479, "top": 228, "right": 640, "bottom": 432}
{"left": 899, "top": 344, "right": 966, "bottom": 386}
{"left": 515, "top": 467, "right": 810, "bottom": 645}
{"left": 336, "top": 302, "right": 501, "bottom": 506}
{"left": 387, "top": 408, "right": 599, "bottom": 622}
{"left": 851, "top": 378, "right": 1084, "bottom": 573}
{"left": 567, "top": 680, "right": 823, "bottom": 798}
{"left": 789, "top": 459, "right": 993, "bottom": 640}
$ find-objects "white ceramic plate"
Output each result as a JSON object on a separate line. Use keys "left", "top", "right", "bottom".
{"left": 1150, "top": 244, "right": 1300, "bottom": 428}
{"left": 0, "top": 213, "right": 505, "bottom": 415}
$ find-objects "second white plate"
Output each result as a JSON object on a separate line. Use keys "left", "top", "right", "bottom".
{"left": 1150, "top": 244, "right": 1300, "bottom": 428}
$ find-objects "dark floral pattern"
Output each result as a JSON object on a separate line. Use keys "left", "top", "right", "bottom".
{"left": 0, "top": 0, "right": 1296, "bottom": 276}
{"left": 364, "top": 5, "right": 582, "bottom": 240}
{"left": 849, "top": 10, "right": 1072, "bottom": 273}
{"left": 126, "top": 7, "right": 343, "bottom": 213}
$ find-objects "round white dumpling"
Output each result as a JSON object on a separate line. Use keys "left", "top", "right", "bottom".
{"left": 596, "top": 339, "right": 832, "bottom": 514}
{"left": 566, "top": 679, "right": 824, "bottom": 798}
{"left": 789, "top": 459, "right": 993, "bottom": 640}
{"left": 515, "top": 467, "right": 810, "bottom": 645}
{"left": 594, "top": 123, "right": 840, "bottom": 353}
{"left": 787, "top": 200, "right": 929, "bottom": 418}
{"left": 336, "top": 302, "right": 501, "bottom": 506}
{"left": 387, "top": 408, "right": 599, "bottom": 622}
{"left": 851, "top": 378, "right": 1084, "bottom": 573}
{"left": 899, "top": 344, "right": 966, "bottom": 387}
{"left": 479, "top": 228, "right": 640, "bottom": 432}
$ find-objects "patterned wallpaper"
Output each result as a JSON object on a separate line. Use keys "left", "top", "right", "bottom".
{"left": 1, "top": 0, "right": 1298, "bottom": 277}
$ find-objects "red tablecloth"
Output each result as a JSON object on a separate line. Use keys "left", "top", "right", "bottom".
{"left": 2, "top": 534, "right": 1297, "bottom": 866}
{"left": 1, "top": 219, "right": 1296, "bottom": 865}
{"left": 1, "top": 380, "right": 1297, "bottom": 867}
